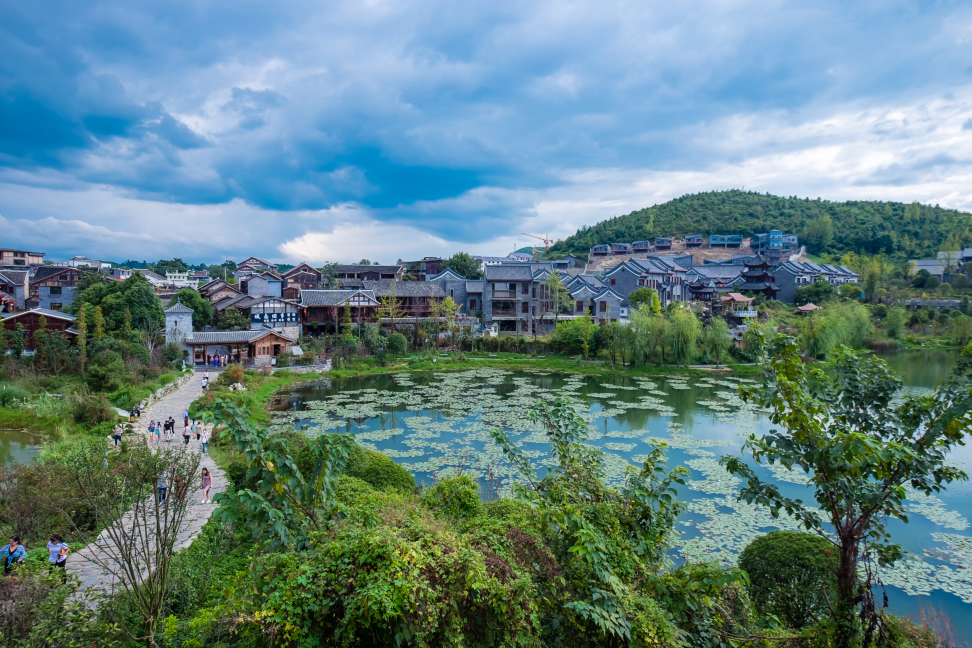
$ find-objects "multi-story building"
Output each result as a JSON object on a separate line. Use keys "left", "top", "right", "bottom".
{"left": 54, "top": 256, "right": 111, "bottom": 272}
{"left": 0, "top": 270, "right": 29, "bottom": 310}
{"left": 164, "top": 271, "right": 199, "bottom": 289}
{"left": 31, "top": 266, "right": 82, "bottom": 311}
{"left": 0, "top": 249, "right": 44, "bottom": 268}
{"left": 684, "top": 235, "right": 704, "bottom": 248}
{"left": 653, "top": 237, "right": 672, "bottom": 251}
{"left": 335, "top": 264, "right": 404, "bottom": 281}
{"left": 751, "top": 230, "right": 798, "bottom": 262}
{"left": 708, "top": 234, "right": 743, "bottom": 249}
{"left": 774, "top": 260, "right": 859, "bottom": 303}
{"left": 403, "top": 258, "right": 442, "bottom": 281}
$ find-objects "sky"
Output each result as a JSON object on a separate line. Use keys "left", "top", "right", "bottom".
{"left": 2, "top": 0, "right": 972, "bottom": 265}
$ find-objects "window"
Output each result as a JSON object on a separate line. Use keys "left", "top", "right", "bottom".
{"left": 610, "top": 278, "right": 616, "bottom": 286}
{"left": 50, "top": 303, "right": 62, "bottom": 311}
{"left": 49, "top": 286, "right": 62, "bottom": 295}
{"left": 599, "top": 301, "right": 607, "bottom": 313}
{"left": 576, "top": 300, "right": 584, "bottom": 312}
{"left": 521, "top": 283, "right": 529, "bottom": 295}
{"left": 13, "top": 260, "right": 24, "bottom": 266}
{"left": 470, "top": 299, "right": 477, "bottom": 310}
{"left": 521, "top": 301, "right": 529, "bottom": 314}
{"left": 638, "top": 279, "right": 644, "bottom": 286}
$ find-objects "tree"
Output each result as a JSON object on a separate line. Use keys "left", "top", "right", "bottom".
{"left": 8, "top": 324, "right": 24, "bottom": 357}
{"left": 33, "top": 315, "right": 48, "bottom": 369}
{"left": 721, "top": 337, "right": 972, "bottom": 647}
{"left": 378, "top": 282, "right": 404, "bottom": 334}
{"left": 76, "top": 307, "right": 87, "bottom": 371}
{"left": 93, "top": 306, "right": 105, "bottom": 340}
{"left": 174, "top": 288, "right": 213, "bottom": 329}
{"left": 924, "top": 275, "right": 941, "bottom": 291}
{"left": 912, "top": 269, "right": 930, "bottom": 288}
{"left": 51, "top": 441, "right": 201, "bottom": 648}
{"left": 443, "top": 252, "right": 483, "bottom": 280}
{"left": 203, "top": 397, "right": 355, "bottom": 550}
{"left": 357, "top": 259, "right": 372, "bottom": 266}
{"left": 939, "top": 240, "right": 961, "bottom": 276}
{"left": 34, "top": 328, "right": 73, "bottom": 376}
{"left": 663, "top": 307, "right": 700, "bottom": 366}
{"left": 76, "top": 273, "right": 164, "bottom": 334}
{"left": 489, "top": 397, "right": 688, "bottom": 643}
{"left": 953, "top": 274, "right": 970, "bottom": 290}
{"left": 543, "top": 271, "right": 573, "bottom": 327}
{"left": 152, "top": 258, "right": 190, "bottom": 276}
{"left": 629, "top": 287, "right": 662, "bottom": 314}
{"left": 440, "top": 296, "right": 460, "bottom": 346}
{"left": 216, "top": 308, "right": 249, "bottom": 331}
{"left": 702, "top": 318, "right": 730, "bottom": 366}
{"left": 738, "top": 531, "right": 838, "bottom": 629}
{"left": 885, "top": 307, "right": 906, "bottom": 339}
{"left": 803, "top": 214, "right": 834, "bottom": 253}
{"left": 795, "top": 276, "right": 836, "bottom": 305}
{"left": 318, "top": 262, "right": 339, "bottom": 288}
{"left": 579, "top": 308, "right": 593, "bottom": 359}
{"left": 122, "top": 308, "right": 133, "bottom": 341}
{"left": 342, "top": 302, "right": 352, "bottom": 335}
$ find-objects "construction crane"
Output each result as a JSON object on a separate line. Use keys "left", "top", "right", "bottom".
{"left": 522, "top": 233, "right": 555, "bottom": 251}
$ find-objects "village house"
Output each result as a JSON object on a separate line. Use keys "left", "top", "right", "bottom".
{"left": 139, "top": 269, "right": 170, "bottom": 288}
{"left": 736, "top": 256, "right": 781, "bottom": 300}
{"left": 774, "top": 260, "right": 859, "bottom": 303}
{"left": 0, "top": 270, "right": 29, "bottom": 310}
{"left": 199, "top": 279, "right": 242, "bottom": 302}
{"left": 164, "top": 271, "right": 198, "bottom": 289}
{"left": 281, "top": 263, "right": 322, "bottom": 299}
{"left": 1, "top": 308, "right": 78, "bottom": 350}
{"left": 54, "top": 256, "right": 112, "bottom": 272}
{"left": 402, "top": 258, "right": 442, "bottom": 281}
{"left": 0, "top": 249, "right": 45, "bottom": 268}
{"left": 31, "top": 266, "right": 82, "bottom": 311}
{"left": 298, "top": 289, "right": 381, "bottom": 335}
{"left": 336, "top": 264, "right": 404, "bottom": 281}
{"left": 165, "top": 300, "right": 296, "bottom": 366}
{"left": 241, "top": 271, "right": 283, "bottom": 297}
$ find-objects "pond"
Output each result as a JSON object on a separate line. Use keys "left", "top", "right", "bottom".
{"left": 273, "top": 351, "right": 972, "bottom": 639}
{"left": 0, "top": 429, "right": 43, "bottom": 467}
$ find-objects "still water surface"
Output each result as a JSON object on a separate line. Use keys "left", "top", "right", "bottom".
{"left": 275, "top": 350, "right": 971, "bottom": 640}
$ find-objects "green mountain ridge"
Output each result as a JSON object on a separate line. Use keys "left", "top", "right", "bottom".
{"left": 547, "top": 189, "right": 972, "bottom": 260}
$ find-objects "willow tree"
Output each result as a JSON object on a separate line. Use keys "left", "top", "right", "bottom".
{"left": 663, "top": 307, "right": 700, "bottom": 366}
{"left": 722, "top": 336, "right": 972, "bottom": 647}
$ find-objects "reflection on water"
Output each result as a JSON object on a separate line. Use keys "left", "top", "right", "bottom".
{"left": 0, "top": 429, "right": 42, "bottom": 466}
{"left": 277, "top": 350, "right": 971, "bottom": 640}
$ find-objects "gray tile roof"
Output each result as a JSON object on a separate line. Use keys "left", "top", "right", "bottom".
{"left": 184, "top": 328, "right": 295, "bottom": 345}
{"left": 342, "top": 280, "right": 446, "bottom": 298}
{"left": 31, "top": 266, "right": 73, "bottom": 283}
{"left": 0, "top": 270, "right": 27, "bottom": 285}
{"left": 164, "top": 300, "right": 194, "bottom": 314}
{"left": 335, "top": 264, "right": 403, "bottom": 274}
{"left": 465, "top": 281, "right": 485, "bottom": 293}
{"left": 2, "top": 307, "right": 76, "bottom": 322}
{"left": 299, "top": 289, "right": 378, "bottom": 306}
{"left": 485, "top": 265, "right": 534, "bottom": 281}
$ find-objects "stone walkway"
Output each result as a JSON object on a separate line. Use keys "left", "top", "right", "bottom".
{"left": 67, "top": 371, "right": 230, "bottom": 598}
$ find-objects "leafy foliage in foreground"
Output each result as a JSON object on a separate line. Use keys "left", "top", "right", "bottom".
{"left": 723, "top": 334, "right": 972, "bottom": 647}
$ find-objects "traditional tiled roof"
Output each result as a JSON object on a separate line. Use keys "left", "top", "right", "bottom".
{"left": 485, "top": 265, "right": 534, "bottom": 281}
{"left": 164, "top": 300, "right": 194, "bottom": 314}
{"left": 0, "top": 270, "right": 28, "bottom": 285}
{"left": 31, "top": 266, "right": 73, "bottom": 283}
{"left": 212, "top": 294, "right": 252, "bottom": 311}
{"left": 465, "top": 281, "right": 485, "bottom": 294}
{"left": 341, "top": 280, "right": 446, "bottom": 298}
{"left": 184, "top": 328, "right": 295, "bottom": 345}
{"left": 426, "top": 269, "right": 465, "bottom": 281}
{"left": 299, "top": 289, "right": 379, "bottom": 306}
{"left": 335, "top": 264, "right": 403, "bottom": 275}
{"left": 282, "top": 263, "right": 321, "bottom": 278}
{"left": 2, "top": 308, "right": 76, "bottom": 322}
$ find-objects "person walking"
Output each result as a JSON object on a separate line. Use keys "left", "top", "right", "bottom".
{"left": 183, "top": 422, "right": 191, "bottom": 446}
{"left": 47, "top": 534, "right": 69, "bottom": 580}
{"left": 183, "top": 408, "right": 189, "bottom": 427}
{"left": 154, "top": 421, "right": 161, "bottom": 444}
{"left": 112, "top": 424, "right": 123, "bottom": 448}
{"left": 193, "top": 420, "right": 201, "bottom": 442}
{"left": 158, "top": 472, "right": 168, "bottom": 503}
{"left": 201, "top": 467, "right": 212, "bottom": 503}
{"left": 1, "top": 536, "right": 25, "bottom": 576}
{"left": 200, "top": 426, "right": 209, "bottom": 454}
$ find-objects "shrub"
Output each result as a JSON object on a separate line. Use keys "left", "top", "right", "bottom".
{"left": 738, "top": 530, "right": 838, "bottom": 629}
{"left": 0, "top": 383, "right": 29, "bottom": 408}
{"left": 226, "top": 460, "right": 247, "bottom": 492}
{"left": 70, "top": 394, "right": 118, "bottom": 426}
{"left": 223, "top": 363, "right": 245, "bottom": 385}
{"left": 335, "top": 475, "right": 376, "bottom": 504}
{"left": 387, "top": 332, "right": 407, "bottom": 355}
{"left": 343, "top": 445, "right": 415, "bottom": 493}
{"left": 421, "top": 475, "right": 483, "bottom": 519}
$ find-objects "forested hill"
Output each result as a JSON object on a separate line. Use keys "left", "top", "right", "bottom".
{"left": 547, "top": 190, "right": 972, "bottom": 260}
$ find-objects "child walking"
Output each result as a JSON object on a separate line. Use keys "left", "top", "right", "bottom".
{"left": 201, "top": 467, "right": 212, "bottom": 504}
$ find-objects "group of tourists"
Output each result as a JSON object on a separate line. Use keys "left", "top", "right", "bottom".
{"left": 207, "top": 354, "right": 233, "bottom": 367}
{"left": 146, "top": 417, "right": 210, "bottom": 452}
{"left": 0, "top": 534, "right": 70, "bottom": 580}
{"left": 157, "top": 467, "right": 213, "bottom": 504}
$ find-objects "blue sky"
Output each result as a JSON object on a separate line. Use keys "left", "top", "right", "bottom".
{"left": 2, "top": 0, "right": 972, "bottom": 264}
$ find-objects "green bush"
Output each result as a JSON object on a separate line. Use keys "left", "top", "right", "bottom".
{"left": 335, "top": 475, "right": 376, "bottom": 504}
{"left": 70, "top": 394, "right": 118, "bottom": 426}
{"left": 343, "top": 444, "right": 416, "bottom": 493}
{"left": 85, "top": 357, "right": 125, "bottom": 392}
{"left": 738, "top": 530, "right": 838, "bottom": 629}
{"left": 0, "top": 383, "right": 29, "bottom": 408}
{"left": 483, "top": 497, "right": 532, "bottom": 523}
{"left": 387, "top": 332, "right": 408, "bottom": 355}
{"left": 421, "top": 475, "right": 483, "bottom": 519}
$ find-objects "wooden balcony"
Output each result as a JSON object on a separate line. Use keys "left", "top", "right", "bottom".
{"left": 492, "top": 290, "right": 518, "bottom": 299}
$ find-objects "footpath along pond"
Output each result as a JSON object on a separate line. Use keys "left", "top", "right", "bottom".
{"left": 272, "top": 353, "right": 972, "bottom": 634}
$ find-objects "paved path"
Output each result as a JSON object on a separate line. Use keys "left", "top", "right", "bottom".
{"left": 67, "top": 372, "right": 230, "bottom": 598}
